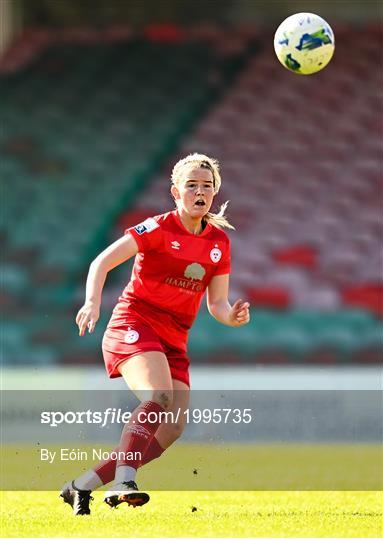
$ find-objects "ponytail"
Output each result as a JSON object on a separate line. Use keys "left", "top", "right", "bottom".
{"left": 203, "top": 201, "right": 235, "bottom": 230}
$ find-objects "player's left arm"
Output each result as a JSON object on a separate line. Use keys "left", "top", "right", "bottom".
{"left": 207, "top": 274, "right": 250, "bottom": 327}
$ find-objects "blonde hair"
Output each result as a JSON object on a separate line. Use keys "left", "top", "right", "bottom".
{"left": 171, "top": 152, "right": 235, "bottom": 230}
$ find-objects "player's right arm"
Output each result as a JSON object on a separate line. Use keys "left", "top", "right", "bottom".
{"left": 76, "top": 233, "right": 139, "bottom": 336}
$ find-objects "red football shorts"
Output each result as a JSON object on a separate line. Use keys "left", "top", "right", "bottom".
{"left": 102, "top": 320, "right": 190, "bottom": 387}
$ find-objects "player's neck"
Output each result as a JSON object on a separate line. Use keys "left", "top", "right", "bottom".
{"left": 177, "top": 210, "right": 203, "bottom": 235}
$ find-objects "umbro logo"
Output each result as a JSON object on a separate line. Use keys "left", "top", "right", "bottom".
{"left": 171, "top": 241, "right": 180, "bottom": 250}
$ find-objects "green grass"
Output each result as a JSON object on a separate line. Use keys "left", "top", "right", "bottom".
{"left": 1, "top": 490, "right": 382, "bottom": 537}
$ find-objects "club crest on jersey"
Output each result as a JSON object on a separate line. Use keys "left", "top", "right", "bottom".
{"left": 124, "top": 328, "right": 139, "bottom": 344}
{"left": 134, "top": 217, "right": 159, "bottom": 235}
{"left": 210, "top": 245, "right": 222, "bottom": 263}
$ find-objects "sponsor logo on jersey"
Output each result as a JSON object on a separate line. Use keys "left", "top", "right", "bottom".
{"left": 210, "top": 245, "right": 222, "bottom": 263}
{"left": 184, "top": 263, "right": 206, "bottom": 280}
{"left": 171, "top": 240, "right": 180, "bottom": 250}
{"left": 124, "top": 328, "right": 139, "bottom": 344}
{"left": 134, "top": 217, "right": 159, "bottom": 235}
{"left": 164, "top": 263, "right": 206, "bottom": 292}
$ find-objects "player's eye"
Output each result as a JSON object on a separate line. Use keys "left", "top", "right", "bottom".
{"left": 187, "top": 182, "right": 212, "bottom": 187}
{"left": 185, "top": 182, "right": 213, "bottom": 191}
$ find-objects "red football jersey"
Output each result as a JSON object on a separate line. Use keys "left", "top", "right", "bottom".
{"left": 108, "top": 210, "right": 231, "bottom": 351}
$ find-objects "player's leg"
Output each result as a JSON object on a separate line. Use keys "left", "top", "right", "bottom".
{"left": 62, "top": 339, "right": 190, "bottom": 513}
{"left": 153, "top": 379, "right": 190, "bottom": 450}
{"left": 89, "top": 348, "right": 190, "bottom": 485}
{"left": 84, "top": 378, "right": 189, "bottom": 488}
{"left": 152, "top": 348, "right": 190, "bottom": 449}
{"left": 62, "top": 378, "right": 189, "bottom": 512}
{"left": 61, "top": 321, "right": 169, "bottom": 514}
{"left": 62, "top": 347, "right": 172, "bottom": 513}
{"left": 104, "top": 350, "right": 173, "bottom": 507}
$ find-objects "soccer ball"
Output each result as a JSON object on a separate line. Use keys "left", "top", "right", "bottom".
{"left": 274, "top": 13, "right": 335, "bottom": 75}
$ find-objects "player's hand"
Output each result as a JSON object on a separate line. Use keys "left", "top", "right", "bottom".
{"left": 76, "top": 301, "right": 100, "bottom": 336}
{"left": 229, "top": 299, "right": 250, "bottom": 327}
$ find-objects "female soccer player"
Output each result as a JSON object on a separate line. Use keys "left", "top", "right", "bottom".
{"left": 61, "top": 153, "right": 250, "bottom": 515}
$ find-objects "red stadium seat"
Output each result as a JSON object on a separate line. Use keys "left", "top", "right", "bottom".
{"left": 144, "top": 24, "right": 186, "bottom": 43}
{"left": 273, "top": 245, "right": 317, "bottom": 270}
{"left": 342, "top": 284, "right": 383, "bottom": 317}
{"left": 246, "top": 286, "right": 291, "bottom": 309}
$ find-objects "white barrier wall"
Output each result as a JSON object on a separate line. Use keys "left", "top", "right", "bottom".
{"left": 3, "top": 366, "right": 382, "bottom": 390}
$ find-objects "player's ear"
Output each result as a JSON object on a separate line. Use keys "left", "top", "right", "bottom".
{"left": 171, "top": 184, "right": 180, "bottom": 201}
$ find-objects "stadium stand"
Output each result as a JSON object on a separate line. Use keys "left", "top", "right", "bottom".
{"left": 1, "top": 25, "right": 382, "bottom": 366}
{"left": 1, "top": 26, "right": 252, "bottom": 365}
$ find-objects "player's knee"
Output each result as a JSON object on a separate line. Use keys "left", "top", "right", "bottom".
{"left": 150, "top": 390, "right": 173, "bottom": 411}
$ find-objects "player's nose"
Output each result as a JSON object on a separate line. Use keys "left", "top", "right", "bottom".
{"left": 195, "top": 184, "right": 206, "bottom": 195}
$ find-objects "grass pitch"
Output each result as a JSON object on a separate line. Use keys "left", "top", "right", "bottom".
{"left": 1, "top": 490, "right": 382, "bottom": 537}
{"left": 2, "top": 444, "right": 382, "bottom": 536}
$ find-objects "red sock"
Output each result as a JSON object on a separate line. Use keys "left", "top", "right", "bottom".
{"left": 140, "top": 436, "right": 164, "bottom": 466}
{"left": 94, "top": 450, "right": 117, "bottom": 485}
{"left": 94, "top": 437, "right": 164, "bottom": 484}
{"left": 116, "top": 400, "right": 164, "bottom": 469}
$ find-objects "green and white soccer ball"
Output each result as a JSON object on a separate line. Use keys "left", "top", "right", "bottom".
{"left": 274, "top": 13, "right": 335, "bottom": 75}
